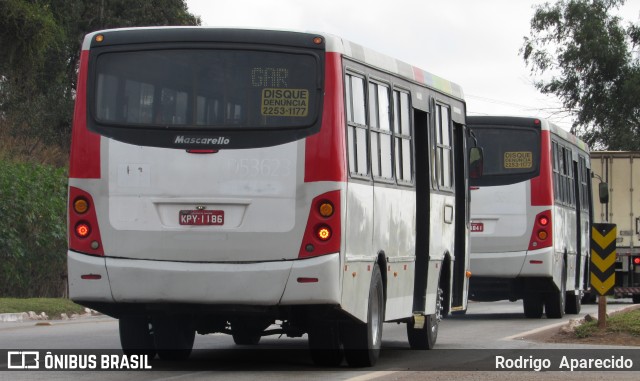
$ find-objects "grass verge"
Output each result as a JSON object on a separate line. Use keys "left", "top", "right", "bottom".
{"left": 0, "top": 298, "right": 86, "bottom": 319}
{"left": 574, "top": 309, "right": 640, "bottom": 338}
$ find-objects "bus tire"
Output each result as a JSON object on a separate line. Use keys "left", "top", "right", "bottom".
{"left": 153, "top": 315, "right": 195, "bottom": 361}
{"left": 342, "top": 263, "right": 384, "bottom": 367}
{"left": 581, "top": 292, "right": 597, "bottom": 304}
{"left": 308, "top": 323, "right": 343, "bottom": 367}
{"left": 406, "top": 287, "right": 441, "bottom": 349}
{"left": 545, "top": 266, "right": 566, "bottom": 319}
{"left": 523, "top": 293, "right": 543, "bottom": 318}
{"left": 633, "top": 295, "right": 640, "bottom": 304}
{"left": 231, "top": 318, "right": 263, "bottom": 345}
{"left": 119, "top": 316, "right": 156, "bottom": 359}
{"left": 565, "top": 292, "right": 581, "bottom": 314}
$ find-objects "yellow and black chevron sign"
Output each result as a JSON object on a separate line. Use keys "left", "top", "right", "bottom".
{"left": 590, "top": 223, "right": 616, "bottom": 296}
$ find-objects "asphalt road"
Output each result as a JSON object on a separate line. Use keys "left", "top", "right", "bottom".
{"left": 1, "top": 299, "right": 638, "bottom": 381}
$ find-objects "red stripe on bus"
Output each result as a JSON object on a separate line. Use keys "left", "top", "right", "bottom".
{"left": 69, "top": 50, "right": 101, "bottom": 179}
{"left": 531, "top": 130, "right": 553, "bottom": 206}
{"left": 304, "top": 52, "right": 347, "bottom": 183}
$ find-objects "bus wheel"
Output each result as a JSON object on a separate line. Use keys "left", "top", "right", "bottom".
{"left": 119, "top": 316, "right": 156, "bottom": 359}
{"left": 153, "top": 315, "right": 195, "bottom": 361}
{"left": 581, "top": 292, "right": 597, "bottom": 304}
{"left": 308, "top": 323, "right": 343, "bottom": 366}
{"left": 633, "top": 295, "right": 640, "bottom": 304}
{"left": 523, "top": 293, "right": 543, "bottom": 318}
{"left": 545, "top": 267, "right": 566, "bottom": 319}
{"left": 342, "top": 263, "right": 384, "bottom": 367}
{"left": 565, "top": 292, "right": 582, "bottom": 314}
{"left": 231, "top": 318, "right": 263, "bottom": 345}
{"left": 406, "top": 287, "right": 441, "bottom": 349}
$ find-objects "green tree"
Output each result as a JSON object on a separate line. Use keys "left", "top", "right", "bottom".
{"left": 0, "top": 0, "right": 200, "bottom": 149}
{"left": 522, "top": 0, "right": 640, "bottom": 150}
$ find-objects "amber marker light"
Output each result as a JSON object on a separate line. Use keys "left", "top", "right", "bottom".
{"left": 537, "top": 230, "right": 548, "bottom": 240}
{"left": 318, "top": 201, "right": 334, "bottom": 218}
{"left": 95, "top": 34, "right": 104, "bottom": 42}
{"left": 313, "top": 36, "right": 323, "bottom": 45}
{"left": 73, "top": 198, "right": 89, "bottom": 214}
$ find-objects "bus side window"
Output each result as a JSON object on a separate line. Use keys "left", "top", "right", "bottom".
{"left": 345, "top": 73, "right": 369, "bottom": 177}
{"left": 434, "top": 103, "right": 453, "bottom": 190}
{"left": 393, "top": 90, "right": 413, "bottom": 183}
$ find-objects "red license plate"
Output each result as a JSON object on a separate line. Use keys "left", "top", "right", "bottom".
{"left": 179, "top": 210, "right": 224, "bottom": 226}
{"left": 471, "top": 222, "right": 484, "bottom": 232}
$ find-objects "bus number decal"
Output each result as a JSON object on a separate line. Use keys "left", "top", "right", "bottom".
{"left": 226, "top": 158, "right": 293, "bottom": 177}
{"left": 504, "top": 151, "right": 533, "bottom": 169}
{"left": 261, "top": 88, "right": 309, "bottom": 117}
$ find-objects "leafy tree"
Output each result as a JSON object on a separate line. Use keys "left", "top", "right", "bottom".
{"left": 522, "top": 0, "right": 640, "bottom": 150}
{"left": 0, "top": 0, "right": 200, "bottom": 149}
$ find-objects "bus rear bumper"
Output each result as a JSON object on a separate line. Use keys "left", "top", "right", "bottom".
{"left": 470, "top": 250, "right": 527, "bottom": 278}
{"left": 470, "top": 247, "right": 554, "bottom": 278}
{"left": 68, "top": 251, "right": 340, "bottom": 306}
{"left": 519, "top": 247, "right": 554, "bottom": 276}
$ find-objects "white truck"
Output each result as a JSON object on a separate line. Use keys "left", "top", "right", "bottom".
{"left": 591, "top": 151, "right": 640, "bottom": 303}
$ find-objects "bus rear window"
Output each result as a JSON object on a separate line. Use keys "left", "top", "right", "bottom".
{"left": 470, "top": 126, "right": 540, "bottom": 186}
{"left": 93, "top": 49, "right": 319, "bottom": 129}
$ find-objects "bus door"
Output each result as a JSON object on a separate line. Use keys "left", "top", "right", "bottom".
{"left": 412, "top": 109, "right": 431, "bottom": 313}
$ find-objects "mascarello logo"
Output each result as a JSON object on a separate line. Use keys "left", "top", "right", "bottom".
{"left": 174, "top": 135, "right": 230, "bottom": 145}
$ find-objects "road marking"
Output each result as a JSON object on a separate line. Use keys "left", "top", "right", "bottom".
{"left": 501, "top": 320, "right": 567, "bottom": 341}
{"left": 344, "top": 371, "right": 399, "bottom": 381}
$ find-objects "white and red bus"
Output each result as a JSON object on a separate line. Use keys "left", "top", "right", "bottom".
{"left": 68, "top": 27, "right": 479, "bottom": 366}
{"left": 467, "top": 116, "right": 592, "bottom": 318}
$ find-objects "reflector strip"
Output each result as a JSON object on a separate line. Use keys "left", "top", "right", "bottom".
{"left": 297, "top": 277, "right": 319, "bottom": 283}
{"left": 81, "top": 274, "right": 102, "bottom": 280}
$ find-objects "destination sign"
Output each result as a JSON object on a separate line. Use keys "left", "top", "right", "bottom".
{"left": 504, "top": 151, "right": 533, "bottom": 169}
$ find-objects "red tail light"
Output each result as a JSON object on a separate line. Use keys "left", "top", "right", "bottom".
{"left": 298, "top": 190, "right": 341, "bottom": 259}
{"left": 68, "top": 187, "right": 104, "bottom": 256}
{"left": 75, "top": 222, "right": 91, "bottom": 238}
{"left": 528, "top": 210, "right": 552, "bottom": 251}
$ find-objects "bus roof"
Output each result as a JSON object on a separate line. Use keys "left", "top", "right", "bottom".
{"left": 81, "top": 27, "right": 464, "bottom": 101}
{"left": 467, "top": 115, "right": 589, "bottom": 153}
{"left": 320, "top": 33, "right": 464, "bottom": 100}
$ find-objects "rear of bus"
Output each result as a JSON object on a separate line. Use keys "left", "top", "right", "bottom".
{"left": 67, "top": 28, "right": 346, "bottom": 346}
{"left": 466, "top": 116, "right": 553, "bottom": 302}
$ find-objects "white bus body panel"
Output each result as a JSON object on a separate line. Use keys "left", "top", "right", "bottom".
{"left": 470, "top": 182, "right": 530, "bottom": 277}
{"left": 373, "top": 185, "right": 416, "bottom": 320}
{"left": 471, "top": 182, "right": 569, "bottom": 287}
{"left": 104, "top": 139, "right": 303, "bottom": 262}
{"left": 69, "top": 136, "right": 348, "bottom": 310}
{"left": 341, "top": 181, "right": 418, "bottom": 322}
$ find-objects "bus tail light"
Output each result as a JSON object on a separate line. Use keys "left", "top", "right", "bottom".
{"left": 299, "top": 190, "right": 341, "bottom": 259}
{"left": 68, "top": 187, "right": 104, "bottom": 256}
{"left": 528, "top": 210, "right": 552, "bottom": 251}
{"left": 75, "top": 222, "right": 91, "bottom": 238}
{"left": 316, "top": 225, "right": 332, "bottom": 241}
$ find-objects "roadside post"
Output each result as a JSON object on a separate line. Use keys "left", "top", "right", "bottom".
{"left": 590, "top": 223, "right": 617, "bottom": 329}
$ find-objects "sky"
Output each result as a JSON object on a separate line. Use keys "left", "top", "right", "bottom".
{"left": 185, "top": 0, "right": 640, "bottom": 132}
